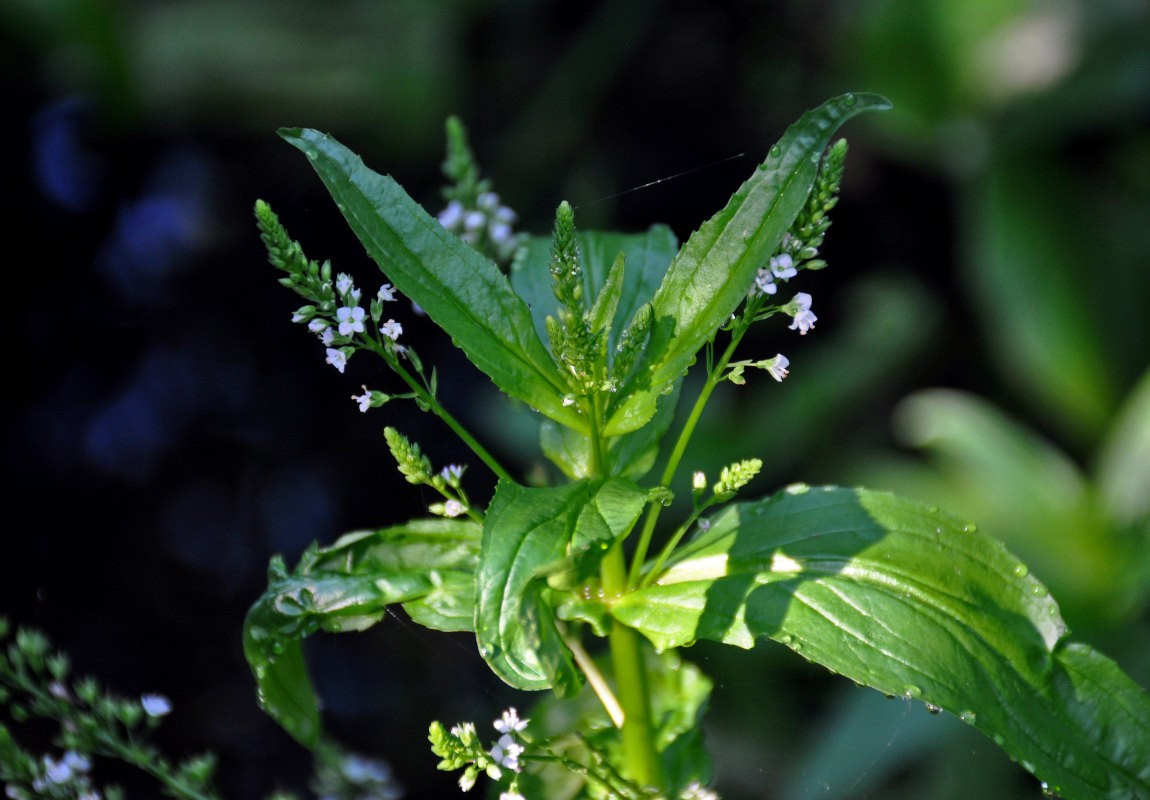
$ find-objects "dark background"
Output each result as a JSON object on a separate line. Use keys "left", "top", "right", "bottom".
{"left": 3, "top": 1, "right": 1148, "bottom": 798}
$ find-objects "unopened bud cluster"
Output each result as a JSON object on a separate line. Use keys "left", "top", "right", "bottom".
{"left": 255, "top": 200, "right": 405, "bottom": 376}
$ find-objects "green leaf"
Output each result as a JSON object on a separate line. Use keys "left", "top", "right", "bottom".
{"left": 244, "top": 519, "right": 482, "bottom": 747}
{"left": 280, "top": 128, "right": 583, "bottom": 432}
{"left": 587, "top": 251, "right": 627, "bottom": 351}
{"left": 476, "top": 478, "right": 647, "bottom": 695}
{"left": 604, "top": 93, "right": 892, "bottom": 436}
{"left": 611, "top": 486, "right": 1150, "bottom": 799}
{"left": 511, "top": 225, "right": 678, "bottom": 359}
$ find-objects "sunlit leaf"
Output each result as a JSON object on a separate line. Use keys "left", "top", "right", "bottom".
{"left": 476, "top": 478, "right": 647, "bottom": 695}
{"left": 243, "top": 519, "right": 481, "bottom": 747}
{"left": 604, "top": 93, "right": 892, "bottom": 436}
{"left": 280, "top": 128, "right": 583, "bottom": 431}
{"left": 611, "top": 486, "right": 1150, "bottom": 799}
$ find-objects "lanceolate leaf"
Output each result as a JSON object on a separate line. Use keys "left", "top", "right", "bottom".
{"left": 280, "top": 128, "right": 584, "bottom": 432}
{"left": 476, "top": 478, "right": 647, "bottom": 695}
{"left": 604, "top": 93, "right": 892, "bottom": 436}
{"left": 610, "top": 486, "right": 1150, "bottom": 799}
{"left": 243, "top": 519, "right": 482, "bottom": 747}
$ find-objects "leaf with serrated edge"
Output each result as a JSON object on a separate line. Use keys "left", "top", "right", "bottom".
{"left": 280, "top": 128, "right": 583, "bottom": 432}
{"left": 476, "top": 478, "right": 647, "bottom": 693}
{"left": 244, "top": 519, "right": 481, "bottom": 747}
{"left": 611, "top": 486, "right": 1150, "bottom": 799}
{"left": 604, "top": 93, "right": 892, "bottom": 436}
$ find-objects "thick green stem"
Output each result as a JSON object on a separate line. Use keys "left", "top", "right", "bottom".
{"left": 626, "top": 319, "right": 753, "bottom": 587}
{"left": 601, "top": 544, "right": 661, "bottom": 790}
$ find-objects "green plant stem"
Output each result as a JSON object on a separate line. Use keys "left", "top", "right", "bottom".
{"left": 601, "top": 545, "right": 661, "bottom": 791}
{"left": 371, "top": 341, "right": 515, "bottom": 484}
{"left": 627, "top": 321, "right": 751, "bottom": 586}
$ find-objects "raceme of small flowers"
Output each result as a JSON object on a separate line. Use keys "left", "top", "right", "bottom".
{"left": 429, "top": 707, "right": 530, "bottom": 795}
{"left": 437, "top": 191, "right": 521, "bottom": 262}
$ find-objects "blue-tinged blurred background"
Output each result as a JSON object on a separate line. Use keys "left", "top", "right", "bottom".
{"left": 2, "top": 1, "right": 1147, "bottom": 797}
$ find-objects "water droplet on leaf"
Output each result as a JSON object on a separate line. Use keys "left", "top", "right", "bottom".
{"left": 1030, "top": 584, "right": 1048, "bottom": 597}
{"left": 843, "top": 93, "right": 856, "bottom": 106}
{"left": 903, "top": 684, "right": 922, "bottom": 698}
{"left": 769, "top": 145, "right": 781, "bottom": 158}
{"left": 925, "top": 703, "right": 942, "bottom": 715}
{"left": 1013, "top": 564, "right": 1029, "bottom": 577}
{"left": 960, "top": 710, "right": 976, "bottom": 724}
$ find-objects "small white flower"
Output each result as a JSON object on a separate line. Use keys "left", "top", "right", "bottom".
{"left": 692, "top": 471, "right": 707, "bottom": 491}
{"left": 477, "top": 191, "right": 500, "bottom": 211}
{"left": 380, "top": 319, "right": 403, "bottom": 341}
{"left": 562, "top": 395, "right": 576, "bottom": 407}
{"left": 494, "top": 205, "right": 517, "bottom": 224}
{"left": 754, "top": 268, "right": 777, "bottom": 295}
{"left": 141, "top": 693, "right": 172, "bottom": 717}
{"left": 349, "top": 287, "right": 362, "bottom": 305}
{"left": 336, "top": 273, "right": 354, "bottom": 296}
{"left": 464, "top": 210, "right": 487, "bottom": 232}
{"left": 336, "top": 306, "right": 366, "bottom": 336}
{"left": 325, "top": 348, "right": 348, "bottom": 373}
{"left": 500, "top": 792, "right": 526, "bottom": 800}
{"left": 767, "top": 354, "right": 790, "bottom": 382}
{"left": 441, "top": 464, "right": 465, "bottom": 484}
{"left": 787, "top": 293, "right": 817, "bottom": 335}
{"left": 789, "top": 308, "right": 817, "bottom": 334}
{"left": 378, "top": 283, "right": 396, "bottom": 302}
{"left": 438, "top": 200, "right": 464, "bottom": 230}
{"left": 49, "top": 681, "right": 70, "bottom": 700}
{"left": 42, "top": 756, "right": 71, "bottom": 785}
{"left": 698, "top": 518, "right": 712, "bottom": 532}
{"left": 352, "top": 386, "right": 373, "bottom": 412}
{"left": 489, "top": 222, "right": 513, "bottom": 245}
{"left": 320, "top": 328, "right": 336, "bottom": 346}
{"left": 341, "top": 754, "right": 392, "bottom": 784}
{"left": 443, "top": 499, "right": 466, "bottom": 517}
{"left": 490, "top": 734, "right": 524, "bottom": 772}
{"left": 450, "top": 722, "right": 476, "bottom": 741}
{"left": 308, "top": 319, "right": 328, "bottom": 333}
{"left": 494, "top": 707, "right": 529, "bottom": 734}
{"left": 62, "top": 752, "right": 90, "bottom": 773}
{"left": 770, "top": 252, "right": 797, "bottom": 280}
{"left": 680, "top": 780, "right": 720, "bottom": 800}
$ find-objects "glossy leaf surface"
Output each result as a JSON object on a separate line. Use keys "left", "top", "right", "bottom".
{"left": 280, "top": 128, "right": 583, "bottom": 431}
{"left": 244, "top": 519, "right": 481, "bottom": 747}
{"left": 476, "top": 478, "right": 647, "bottom": 695}
{"left": 604, "top": 93, "right": 891, "bottom": 435}
{"left": 611, "top": 486, "right": 1150, "bottom": 799}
